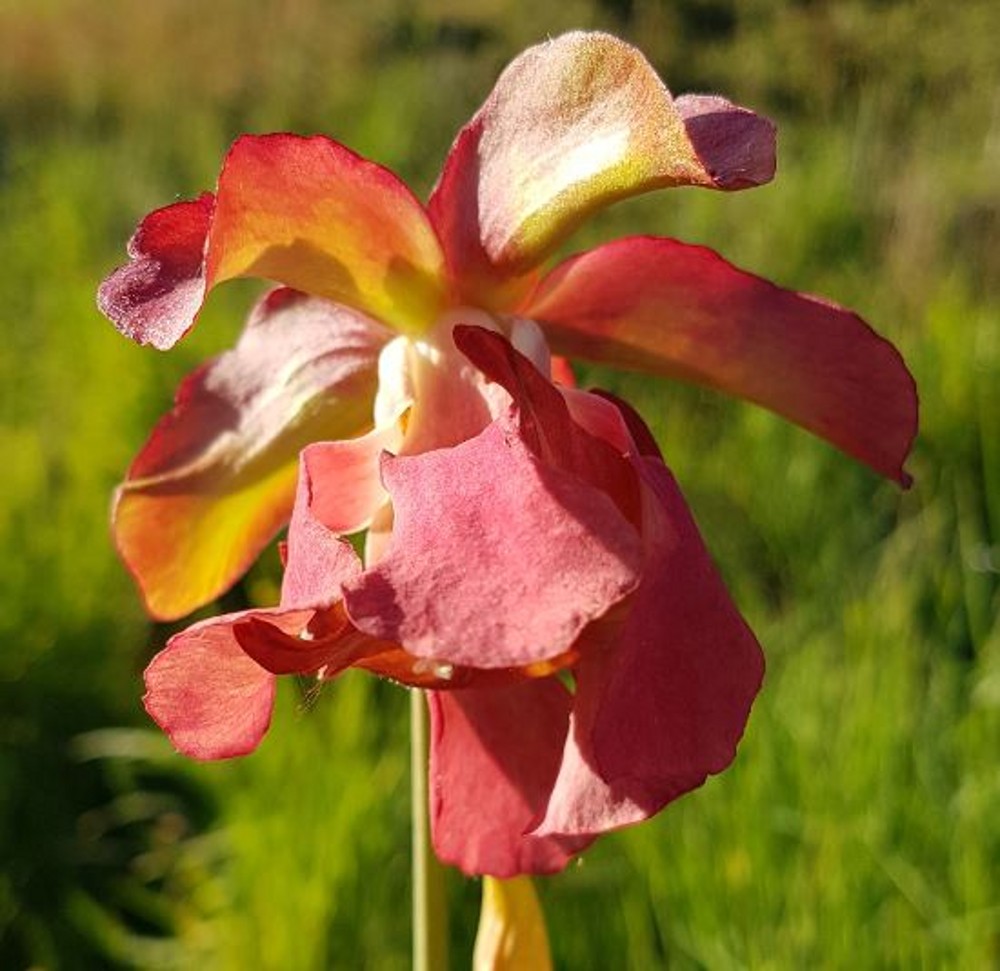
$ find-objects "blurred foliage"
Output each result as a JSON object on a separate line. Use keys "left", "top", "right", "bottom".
{"left": 0, "top": 0, "right": 997, "bottom": 967}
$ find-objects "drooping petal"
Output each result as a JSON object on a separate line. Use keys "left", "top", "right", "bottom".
{"left": 428, "top": 31, "right": 775, "bottom": 303}
{"left": 144, "top": 613, "right": 282, "bottom": 760}
{"left": 428, "top": 683, "right": 592, "bottom": 877}
{"left": 452, "top": 325, "right": 640, "bottom": 523}
{"left": 674, "top": 94, "right": 777, "bottom": 189}
{"left": 100, "top": 134, "right": 448, "bottom": 348}
{"left": 473, "top": 877, "right": 553, "bottom": 971}
{"left": 344, "top": 421, "right": 641, "bottom": 669}
{"left": 114, "top": 289, "right": 385, "bottom": 621}
{"left": 525, "top": 236, "right": 918, "bottom": 484}
{"left": 97, "top": 193, "right": 214, "bottom": 350}
{"left": 537, "top": 458, "right": 764, "bottom": 837}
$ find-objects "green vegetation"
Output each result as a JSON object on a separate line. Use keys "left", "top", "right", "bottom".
{"left": 1, "top": 1, "right": 997, "bottom": 967}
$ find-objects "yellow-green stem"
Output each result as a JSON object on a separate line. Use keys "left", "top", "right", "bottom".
{"left": 411, "top": 688, "right": 448, "bottom": 971}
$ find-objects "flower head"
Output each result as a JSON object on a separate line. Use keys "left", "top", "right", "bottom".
{"left": 99, "top": 31, "right": 917, "bottom": 876}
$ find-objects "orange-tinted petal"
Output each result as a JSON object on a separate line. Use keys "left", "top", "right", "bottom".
{"left": 99, "top": 134, "right": 448, "bottom": 348}
{"left": 428, "top": 31, "right": 774, "bottom": 303}
{"left": 525, "top": 237, "right": 918, "bottom": 483}
{"left": 208, "top": 134, "right": 448, "bottom": 335}
{"left": 115, "top": 290, "right": 386, "bottom": 621}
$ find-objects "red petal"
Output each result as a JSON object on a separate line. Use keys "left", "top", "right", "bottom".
{"left": 583, "top": 390, "right": 664, "bottom": 460}
{"left": 526, "top": 237, "right": 918, "bottom": 484}
{"left": 428, "top": 683, "right": 592, "bottom": 876}
{"left": 144, "top": 613, "right": 282, "bottom": 760}
{"left": 428, "top": 31, "right": 774, "bottom": 303}
{"left": 537, "top": 459, "right": 764, "bottom": 836}
{"left": 98, "top": 194, "right": 213, "bottom": 350}
{"left": 234, "top": 605, "right": 374, "bottom": 677}
{"left": 344, "top": 421, "right": 641, "bottom": 668}
{"left": 99, "top": 135, "right": 447, "bottom": 347}
{"left": 114, "top": 289, "right": 385, "bottom": 621}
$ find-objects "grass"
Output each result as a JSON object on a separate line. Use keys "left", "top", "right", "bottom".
{"left": 1, "top": 0, "right": 997, "bottom": 967}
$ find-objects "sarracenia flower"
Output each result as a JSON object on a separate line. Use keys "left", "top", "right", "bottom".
{"left": 99, "top": 32, "right": 917, "bottom": 876}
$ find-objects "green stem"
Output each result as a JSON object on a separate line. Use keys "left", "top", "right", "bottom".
{"left": 411, "top": 688, "right": 448, "bottom": 971}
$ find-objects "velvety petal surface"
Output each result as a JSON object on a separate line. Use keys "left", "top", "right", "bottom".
{"left": 428, "top": 683, "right": 592, "bottom": 876}
{"left": 537, "top": 458, "right": 764, "bottom": 836}
{"left": 344, "top": 420, "right": 641, "bottom": 668}
{"left": 98, "top": 193, "right": 214, "bottom": 350}
{"left": 428, "top": 31, "right": 775, "bottom": 303}
{"left": 525, "top": 236, "right": 918, "bottom": 483}
{"left": 453, "top": 325, "right": 640, "bottom": 523}
{"left": 115, "top": 289, "right": 386, "bottom": 621}
{"left": 144, "top": 613, "right": 283, "bottom": 760}
{"left": 100, "top": 134, "right": 448, "bottom": 347}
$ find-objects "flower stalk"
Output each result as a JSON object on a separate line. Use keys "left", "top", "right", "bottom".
{"left": 411, "top": 688, "right": 448, "bottom": 971}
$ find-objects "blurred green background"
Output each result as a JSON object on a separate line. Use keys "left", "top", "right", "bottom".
{"left": 1, "top": 0, "right": 997, "bottom": 967}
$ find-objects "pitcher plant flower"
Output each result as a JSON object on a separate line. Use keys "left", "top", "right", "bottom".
{"left": 99, "top": 31, "right": 917, "bottom": 878}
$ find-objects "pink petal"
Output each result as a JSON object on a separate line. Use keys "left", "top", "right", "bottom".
{"left": 144, "top": 613, "right": 282, "bottom": 760}
{"left": 452, "top": 325, "right": 640, "bottom": 523}
{"left": 343, "top": 420, "right": 641, "bottom": 668}
{"left": 428, "top": 31, "right": 774, "bottom": 302}
{"left": 559, "top": 386, "right": 636, "bottom": 455}
{"left": 525, "top": 236, "right": 918, "bottom": 484}
{"left": 97, "top": 193, "right": 214, "bottom": 350}
{"left": 301, "top": 404, "right": 403, "bottom": 548}
{"left": 536, "top": 458, "right": 764, "bottom": 836}
{"left": 99, "top": 134, "right": 447, "bottom": 348}
{"left": 428, "top": 683, "right": 592, "bottom": 876}
{"left": 232, "top": 463, "right": 388, "bottom": 677}
{"left": 298, "top": 421, "right": 405, "bottom": 540}
{"left": 114, "top": 289, "right": 386, "bottom": 621}
{"left": 279, "top": 456, "right": 364, "bottom": 610}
